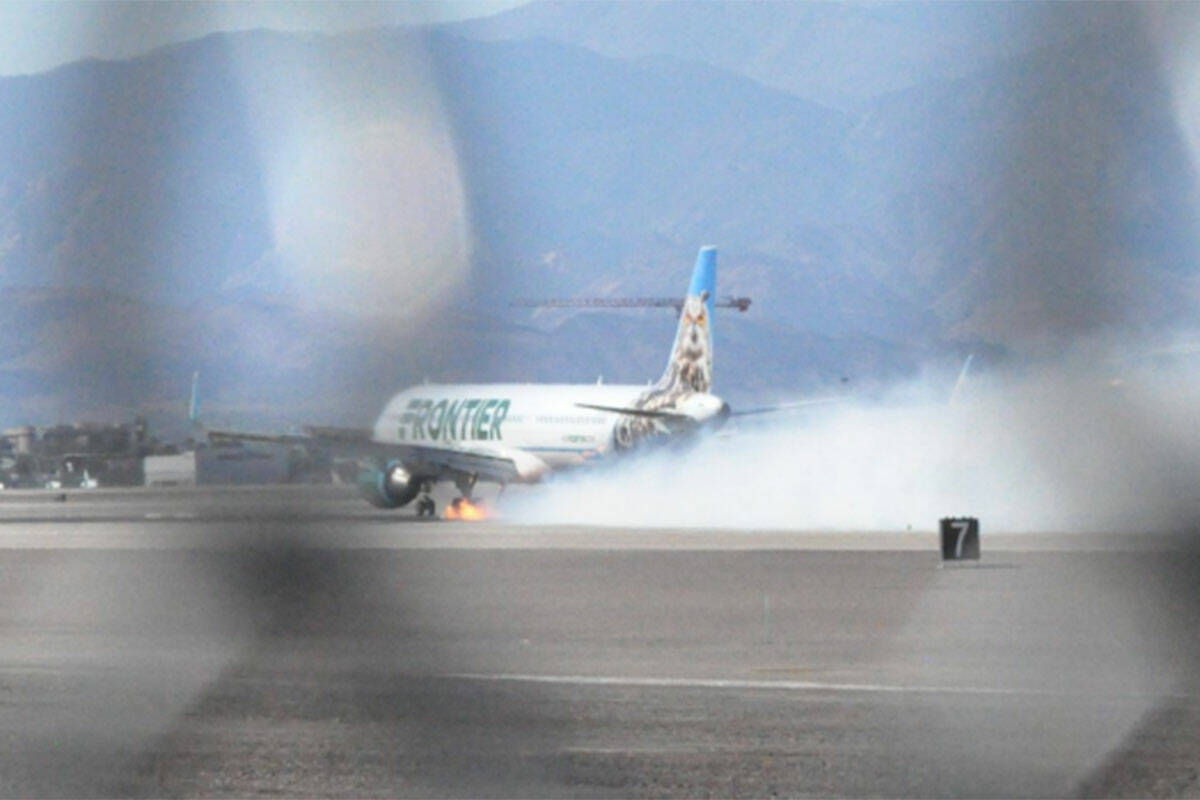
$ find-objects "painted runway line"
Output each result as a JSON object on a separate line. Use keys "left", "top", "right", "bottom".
{"left": 446, "top": 671, "right": 1195, "bottom": 701}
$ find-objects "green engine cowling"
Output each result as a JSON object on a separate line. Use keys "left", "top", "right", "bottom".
{"left": 356, "top": 460, "right": 421, "bottom": 509}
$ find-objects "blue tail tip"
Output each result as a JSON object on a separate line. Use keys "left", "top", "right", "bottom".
{"left": 689, "top": 246, "right": 717, "bottom": 301}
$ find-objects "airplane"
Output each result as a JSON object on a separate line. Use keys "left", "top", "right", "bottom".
{"left": 209, "top": 246, "right": 739, "bottom": 514}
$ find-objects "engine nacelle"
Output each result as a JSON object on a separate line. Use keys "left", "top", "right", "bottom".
{"left": 356, "top": 460, "right": 420, "bottom": 509}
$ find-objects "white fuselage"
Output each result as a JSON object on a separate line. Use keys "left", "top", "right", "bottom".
{"left": 371, "top": 383, "right": 652, "bottom": 479}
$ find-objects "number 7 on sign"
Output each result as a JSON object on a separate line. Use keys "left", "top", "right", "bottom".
{"left": 951, "top": 520, "right": 971, "bottom": 559}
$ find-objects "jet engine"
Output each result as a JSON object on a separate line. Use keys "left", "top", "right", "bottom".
{"left": 356, "top": 460, "right": 421, "bottom": 508}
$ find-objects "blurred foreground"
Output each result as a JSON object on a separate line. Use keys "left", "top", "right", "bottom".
{"left": 1, "top": 491, "right": 1199, "bottom": 797}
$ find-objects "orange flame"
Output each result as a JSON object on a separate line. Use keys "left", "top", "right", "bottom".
{"left": 444, "top": 497, "right": 494, "bottom": 521}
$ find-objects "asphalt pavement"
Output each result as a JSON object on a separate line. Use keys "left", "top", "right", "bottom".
{"left": 1, "top": 487, "right": 1198, "bottom": 797}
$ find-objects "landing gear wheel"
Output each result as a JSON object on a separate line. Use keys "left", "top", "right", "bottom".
{"left": 454, "top": 474, "right": 477, "bottom": 502}
{"left": 416, "top": 495, "right": 436, "bottom": 518}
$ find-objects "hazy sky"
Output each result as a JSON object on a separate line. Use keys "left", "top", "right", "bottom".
{"left": 0, "top": 0, "right": 526, "bottom": 76}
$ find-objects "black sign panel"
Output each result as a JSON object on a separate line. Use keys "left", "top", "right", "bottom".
{"left": 940, "top": 517, "right": 980, "bottom": 560}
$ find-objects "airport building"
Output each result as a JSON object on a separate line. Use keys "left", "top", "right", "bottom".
{"left": 0, "top": 419, "right": 154, "bottom": 487}
{"left": 1, "top": 419, "right": 332, "bottom": 489}
{"left": 143, "top": 442, "right": 293, "bottom": 487}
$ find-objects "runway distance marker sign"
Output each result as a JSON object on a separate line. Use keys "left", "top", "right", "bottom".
{"left": 940, "top": 517, "right": 980, "bottom": 561}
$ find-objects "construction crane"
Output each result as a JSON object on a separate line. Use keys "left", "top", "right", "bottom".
{"left": 512, "top": 296, "right": 752, "bottom": 313}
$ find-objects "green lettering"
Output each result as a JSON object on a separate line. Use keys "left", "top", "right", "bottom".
{"left": 413, "top": 399, "right": 431, "bottom": 440}
{"left": 398, "top": 398, "right": 422, "bottom": 440}
{"left": 460, "top": 400, "right": 480, "bottom": 439}
{"left": 491, "top": 399, "right": 510, "bottom": 440}
{"left": 428, "top": 399, "right": 447, "bottom": 440}
{"left": 475, "top": 399, "right": 497, "bottom": 440}
{"left": 444, "top": 400, "right": 462, "bottom": 441}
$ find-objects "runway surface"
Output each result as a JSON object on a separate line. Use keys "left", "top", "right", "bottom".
{"left": 2, "top": 487, "right": 1199, "bottom": 797}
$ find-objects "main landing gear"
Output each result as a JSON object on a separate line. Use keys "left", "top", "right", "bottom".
{"left": 451, "top": 474, "right": 478, "bottom": 510}
{"left": 414, "top": 474, "right": 487, "bottom": 519}
{"left": 415, "top": 482, "right": 436, "bottom": 518}
{"left": 415, "top": 495, "right": 436, "bottom": 518}
{"left": 444, "top": 474, "right": 486, "bottom": 519}
{"left": 455, "top": 474, "right": 477, "bottom": 500}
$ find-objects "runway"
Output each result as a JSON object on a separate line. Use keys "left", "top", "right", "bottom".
{"left": 2, "top": 487, "right": 1198, "bottom": 797}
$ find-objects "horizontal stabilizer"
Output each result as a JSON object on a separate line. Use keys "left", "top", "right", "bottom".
{"left": 730, "top": 396, "right": 845, "bottom": 417}
{"left": 575, "top": 402, "right": 690, "bottom": 420}
{"left": 512, "top": 296, "right": 751, "bottom": 313}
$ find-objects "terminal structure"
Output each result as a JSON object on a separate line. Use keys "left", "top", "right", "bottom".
{"left": 0, "top": 420, "right": 331, "bottom": 488}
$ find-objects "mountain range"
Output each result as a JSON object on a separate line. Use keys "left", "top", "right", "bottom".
{"left": 0, "top": 1, "right": 1196, "bottom": 434}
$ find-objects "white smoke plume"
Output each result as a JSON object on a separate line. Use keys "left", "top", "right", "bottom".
{"left": 508, "top": 342, "right": 1200, "bottom": 534}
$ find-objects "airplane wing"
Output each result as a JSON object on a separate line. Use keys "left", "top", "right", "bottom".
{"left": 206, "top": 427, "right": 523, "bottom": 485}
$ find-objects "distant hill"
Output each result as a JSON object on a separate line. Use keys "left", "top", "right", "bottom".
{"left": 451, "top": 1, "right": 1137, "bottom": 109}
{"left": 0, "top": 4, "right": 1197, "bottom": 429}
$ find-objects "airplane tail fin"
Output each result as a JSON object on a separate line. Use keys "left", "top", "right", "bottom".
{"left": 188, "top": 371, "right": 201, "bottom": 426}
{"left": 660, "top": 246, "right": 716, "bottom": 393}
{"left": 188, "top": 371, "right": 208, "bottom": 445}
